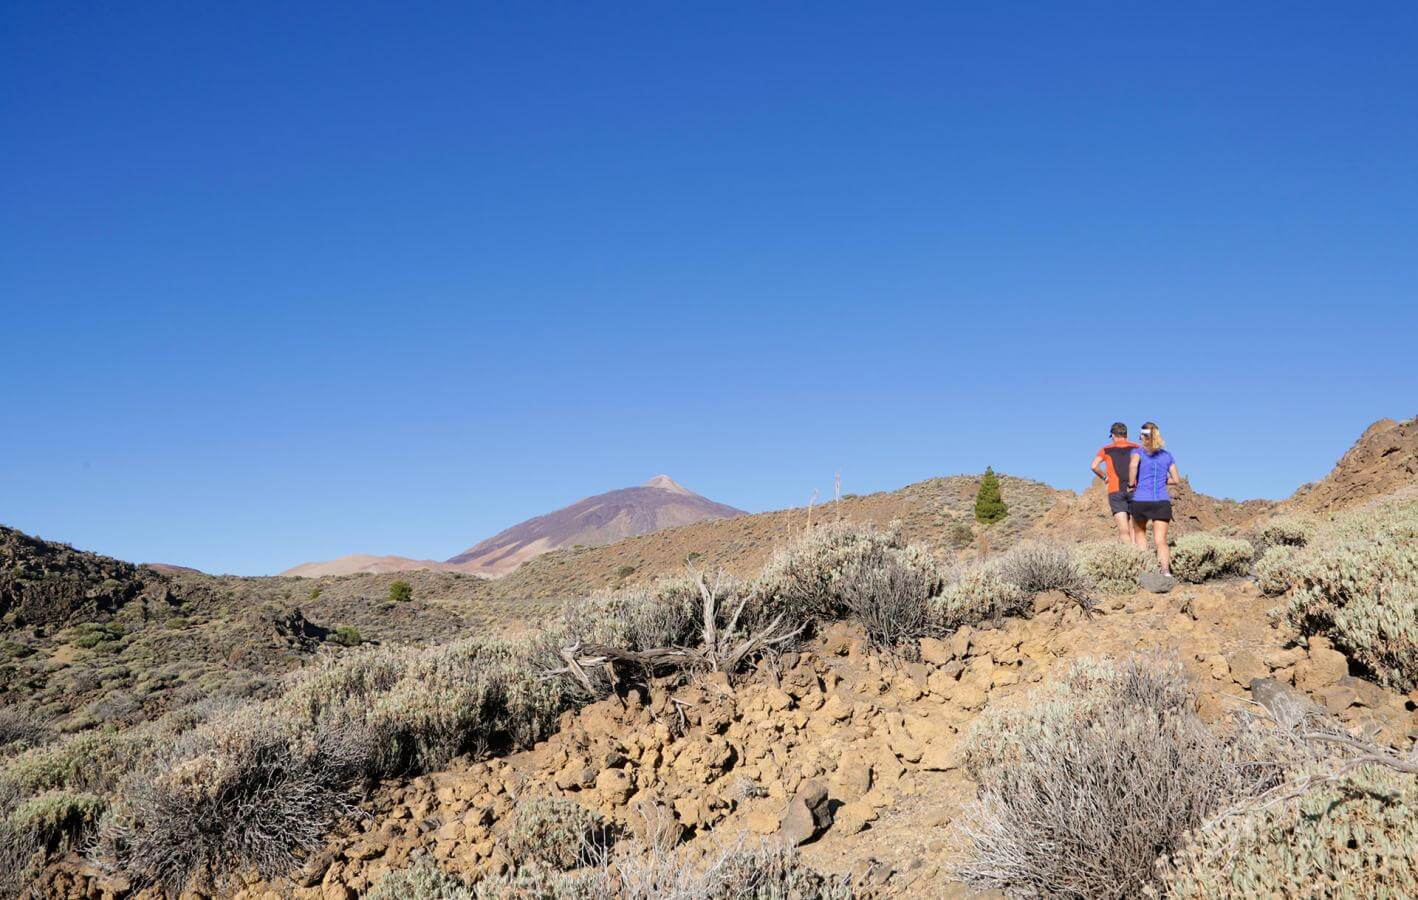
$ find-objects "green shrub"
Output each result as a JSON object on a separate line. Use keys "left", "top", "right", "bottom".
{"left": 506, "top": 794, "right": 610, "bottom": 870}
{"left": 389, "top": 580, "right": 412, "bottom": 603}
{"left": 1075, "top": 541, "right": 1153, "bottom": 594}
{"left": 1163, "top": 765, "right": 1416, "bottom": 899}
{"left": 996, "top": 541, "right": 1090, "bottom": 597}
{"left": 932, "top": 564, "right": 1029, "bottom": 631}
{"left": 953, "top": 656, "right": 1280, "bottom": 899}
{"left": 308, "top": 586, "right": 323, "bottom": 601}
{"left": 7, "top": 790, "right": 104, "bottom": 851}
{"left": 367, "top": 856, "right": 474, "bottom": 900}
{"left": 1254, "top": 544, "right": 1299, "bottom": 596}
{"left": 615, "top": 565, "right": 636, "bottom": 579}
{"left": 948, "top": 520, "right": 975, "bottom": 549}
{"left": 974, "top": 468, "right": 1008, "bottom": 524}
{"left": 1170, "top": 533, "right": 1254, "bottom": 583}
{"left": 0, "top": 640, "right": 33, "bottom": 660}
{"left": 330, "top": 626, "right": 363, "bottom": 647}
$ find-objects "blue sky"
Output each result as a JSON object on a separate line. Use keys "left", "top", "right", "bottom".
{"left": 3, "top": 2, "right": 1415, "bottom": 575}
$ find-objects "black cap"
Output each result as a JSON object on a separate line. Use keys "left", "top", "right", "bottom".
{"left": 1110, "top": 422, "right": 1128, "bottom": 437}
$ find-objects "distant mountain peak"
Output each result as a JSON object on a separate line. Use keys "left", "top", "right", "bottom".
{"left": 643, "top": 474, "right": 693, "bottom": 495}
{"left": 445, "top": 478, "right": 745, "bottom": 576}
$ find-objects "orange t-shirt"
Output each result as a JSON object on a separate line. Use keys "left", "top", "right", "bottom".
{"left": 1096, "top": 439, "right": 1140, "bottom": 492}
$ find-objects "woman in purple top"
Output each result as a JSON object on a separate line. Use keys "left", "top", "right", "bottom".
{"left": 1128, "top": 421, "right": 1181, "bottom": 575}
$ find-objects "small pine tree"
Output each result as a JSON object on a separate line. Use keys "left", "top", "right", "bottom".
{"left": 388, "top": 580, "right": 412, "bottom": 603}
{"left": 974, "top": 467, "right": 1009, "bottom": 524}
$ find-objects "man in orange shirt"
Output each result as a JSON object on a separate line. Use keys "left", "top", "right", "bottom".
{"left": 1090, "top": 422, "right": 1140, "bottom": 542}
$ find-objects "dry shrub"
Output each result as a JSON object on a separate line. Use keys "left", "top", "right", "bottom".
{"left": 953, "top": 656, "right": 1280, "bottom": 899}
{"left": 1163, "top": 765, "right": 1416, "bottom": 898}
{"left": 1254, "top": 544, "right": 1299, "bottom": 596}
{"left": 1076, "top": 541, "right": 1153, "bottom": 594}
{"left": 97, "top": 635, "right": 578, "bottom": 894}
{"left": 932, "top": 564, "right": 1029, "bottom": 631}
{"left": 506, "top": 794, "right": 611, "bottom": 871}
{"left": 558, "top": 578, "right": 709, "bottom": 671}
{"left": 96, "top": 708, "right": 353, "bottom": 895}
{"left": 0, "top": 708, "right": 48, "bottom": 755}
{"left": 831, "top": 543, "right": 945, "bottom": 652}
{"left": 1170, "top": 533, "right": 1254, "bottom": 583}
{"left": 996, "top": 541, "right": 1091, "bottom": 598}
{"left": 752, "top": 522, "right": 946, "bottom": 628}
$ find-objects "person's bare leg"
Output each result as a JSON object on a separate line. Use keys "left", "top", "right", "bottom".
{"left": 1114, "top": 511, "right": 1131, "bottom": 543}
{"left": 1131, "top": 517, "right": 1149, "bottom": 550}
{"left": 1154, "top": 520, "right": 1171, "bottom": 575}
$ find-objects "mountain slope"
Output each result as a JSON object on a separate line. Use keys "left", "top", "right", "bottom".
{"left": 446, "top": 476, "right": 746, "bottom": 576}
{"left": 494, "top": 473, "right": 1069, "bottom": 599}
{"left": 281, "top": 554, "right": 462, "bottom": 578}
{"left": 1281, "top": 416, "right": 1418, "bottom": 515}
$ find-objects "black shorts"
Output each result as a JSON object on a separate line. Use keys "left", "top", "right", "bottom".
{"left": 1130, "top": 500, "right": 1173, "bottom": 522}
{"left": 1108, "top": 491, "right": 1132, "bottom": 514}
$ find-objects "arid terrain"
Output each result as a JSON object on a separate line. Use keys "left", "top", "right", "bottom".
{"left": 2, "top": 417, "right": 1414, "bottom": 899}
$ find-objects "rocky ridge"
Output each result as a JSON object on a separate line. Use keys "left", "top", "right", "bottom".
{"left": 45, "top": 576, "right": 1410, "bottom": 900}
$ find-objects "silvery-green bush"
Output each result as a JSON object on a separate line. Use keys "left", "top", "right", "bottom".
{"left": 1252, "top": 515, "right": 1317, "bottom": 551}
{"left": 1075, "top": 541, "right": 1153, "bottom": 594}
{"left": 1254, "top": 544, "right": 1299, "bottom": 596}
{"left": 932, "top": 563, "right": 1030, "bottom": 631}
{"left": 1281, "top": 495, "right": 1418, "bottom": 690}
{"left": 506, "top": 794, "right": 610, "bottom": 871}
{"left": 1170, "top": 533, "right": 1254, "bottom": 583}
{"left": 1163, "top": 765, "right": 1416, "bottom": 899}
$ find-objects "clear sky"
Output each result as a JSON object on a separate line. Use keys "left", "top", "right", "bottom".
{"left": 3, "top": 2, "right": 1415, "bottom": 575}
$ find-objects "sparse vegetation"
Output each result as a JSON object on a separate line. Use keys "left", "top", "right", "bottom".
{"left": 364, "top": 855, "right": 475, "bottom": 900}
{"left": 932, "top": 564, "right": 1029, "bottom": 631}
{"left": 1170, "top": 532, "right": 1254, "bottom": 583}
{"left": 996, "top": 540, "right": 1090, "bottom": 598}
{"left": 1075, "top": 540, "right": 1152, "bottom": 593}
{"left": 389, "top": 580, "right": 413, "bottom": 603}
{"left": 954, "top": 655, "right": 1280, "bottom": 899}
{"left": 973, "top": 467, "right": 1008, "bottom": 524}
{"left": 615, "top": 565, "right": 636, "bottom": 579}
{"left": 506, "top": 794, "right": 610, "bottom": 870}
{"left": 754, "top": 524, "right": 941, "bottom": 629}
{"left": 1279, "top": 494, "right": 1418, "bottom": 690}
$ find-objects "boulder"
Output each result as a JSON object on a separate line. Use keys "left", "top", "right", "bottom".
{"left": 919, "top": 637, "right": 955, "bottom": 666}
{"left": 778, "top": 780, "right": 832, "bottom": 845}
{"left": 1295, "top": 645, "right": 1349, "bottom": 692}
{"left": 1249, "top": 677, "right": 1316, "bottom": 727}
{"left": 1140, "top": 572, "right": 1176, "bottom": 594}
{"left": 1225, "top": 649, "right": 1267, "bottom": 686}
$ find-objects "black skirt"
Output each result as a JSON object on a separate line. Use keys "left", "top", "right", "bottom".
{"left": 1130, "top": 500, "right": 1173, "bottom": 522}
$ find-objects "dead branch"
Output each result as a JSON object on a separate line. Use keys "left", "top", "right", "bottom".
{"left": 551, "top": 575, "right": 804, "bottom": 694}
